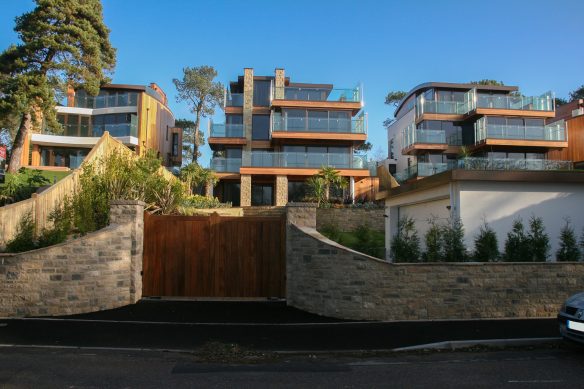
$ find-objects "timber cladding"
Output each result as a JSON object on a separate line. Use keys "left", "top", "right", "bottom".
{"left": 142, "top": 212, "right": 286, "bottom": 298}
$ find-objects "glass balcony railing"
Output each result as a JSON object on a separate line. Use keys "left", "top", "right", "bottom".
{"left": 402, "top": 123, "right": 446, "bottom": 149}
{"left": 210, "top": 123, "right": 244, "bottom": 137}
{"left": 272, "top": 116, "right": 366, "bottom": 133}
{"left": 273, "top": 86, "right": 361, "bottom": 103}
{"left": 418, "top": 100, "right": 467, "bottom": 116}
{"left": 395, "top": 158, "right": 573, "bottom": 183}
{"left": 242, "top": 151, "right": 367, "bottom": 169}
{"left": 74, "top": 92, "right": 139, "bottom": 109}
{"left": 475, "top": 118, "right": 566, "bottom": 143}
{"left": 210, "top": 157, "right": 242, "bottom": 173}
{"left": 45, "top": 123, "right": 138, "bottom": 138}
{"left": 477, "top": 92, "right": 554, "bottom": 111}
{"left": 225, "top": 92, "right": 243, "bottom": 107}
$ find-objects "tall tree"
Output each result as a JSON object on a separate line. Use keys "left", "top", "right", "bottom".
{"left": 569, "top": 85, "right": 584, "bottom": 101}
{"left": 0, "top": 0, "right": 116, "bottom": 173}
{"left": 383, "top": 90, "right": 407, "bottom": 129}
{"left": 175, "top": 118, "right": 204, "bottom": 163}
{"left": 173, "top": 66, "right": 224, "bottom": 164}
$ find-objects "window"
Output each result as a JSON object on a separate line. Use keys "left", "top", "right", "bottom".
{"left": 252, "top": 115, "right": 270, "bottom": 140}
{"left": 251, "top": 184, "right": 273, "bottom": 206}
{"left": 253, "top": 80, "right": 271, "bottom": 106}
{"left": 172, "top": 133, "right": 179, "bottom": 156}
{"left": 288, "top": 181, "right": 309, "bottom": 202}
{"left": 389, "top": 138, "right": 395, "bottom": 160}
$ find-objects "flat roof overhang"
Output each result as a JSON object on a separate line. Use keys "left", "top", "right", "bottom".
{"left": 402, "top": 143, "right": 449, "bottom": 155}
{"left": 31, "top": 134, "right": 138, "bottom": 148}
{"left": 470, "top": 139, "right": 568, "bottom": 150}
{"left": 271, "top": 131, "right": 366, "bottom": 142}
{"left": 386, "top": 169, "right": 584, "bottom": 200}
{"left": 239, "top": 167, "right": 370, "bottom": 178}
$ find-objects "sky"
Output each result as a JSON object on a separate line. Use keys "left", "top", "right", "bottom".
{"left": 1, "top": 0, "right": 583, "bottom": 166}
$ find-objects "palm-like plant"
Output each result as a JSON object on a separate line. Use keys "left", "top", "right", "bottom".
{"left": 180, "top": 163, "right": 218, "bottom": 197}
{"left": 317, "top": 166, "right": 348, "bottom": 202}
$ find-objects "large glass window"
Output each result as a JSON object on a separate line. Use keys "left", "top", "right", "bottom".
{"left": 40, "top": 147, "right": 89, "bottom": 169}
{"left": 253, "top": 80, "right": 271, "bottom": 106}
{"left": 92, "top": 113, "right": 136, "bottom": 137}
{"left": 251, "top": 184, "right": 273, "bottom": 206}
{"left": 252, "top": 115, "right": 270, "bottom": 140}
{"left": 288, "top": 181, "right": 309, "bottom": 202}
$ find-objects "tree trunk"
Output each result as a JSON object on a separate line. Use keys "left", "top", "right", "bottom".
{"left": 192, "top": 109, "right": 202, "bottom": 165}
{"left": 204, "top": 181, "right": 212, "bottom": 198}
{"left": 325, "top": 183, "right": 330, "bottom": 202}
{"left": 7, "top": 112, "right": 32, "bottom": 173}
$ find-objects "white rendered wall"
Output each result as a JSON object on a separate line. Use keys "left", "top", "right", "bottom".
{"left": 386, "top": 183, "right": 451, "bottom": 255}
{"left": 459, "top": 181, "right": 584, "bottom": 259}
{"left": 387, "top": 108, "right": 415, "bottom": 173}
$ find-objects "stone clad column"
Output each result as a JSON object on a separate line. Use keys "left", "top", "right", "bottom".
{"left": 243, "top": 68, "right": 254, "bottom": 152}
{"left": 109, "top": 200, "right": 145, "bottom": 303}
{"left": 275, "top": 175, "right": 288, "bottom": 206}
{"left": 240, "top": 174, "right": 252, "bottom": 207}
{"left": 275, "top": 68, "right": 285, "bottom": 99}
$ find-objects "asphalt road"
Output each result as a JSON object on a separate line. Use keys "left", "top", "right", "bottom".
{"left": 0, "top": 300, "right": 562, "bottom": 351}
{"left": 0, "top": 344, "right": 583, "bottom": 388}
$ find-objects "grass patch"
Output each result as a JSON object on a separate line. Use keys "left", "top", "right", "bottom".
{"left": 320, "top": 224, "right": 385, "bottom": 259}
{"left": 29, "top": 169, "right": 71, "bottom": 184}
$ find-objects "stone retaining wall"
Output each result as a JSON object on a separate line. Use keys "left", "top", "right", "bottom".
{"left": 286, "top": 205, "right": 584, "bottom": 320}
{"left": 316, "top": 207, "right": 384, "bottom": 232}
{"left": 0, "top": 200, "right": 144, "bottom": 318}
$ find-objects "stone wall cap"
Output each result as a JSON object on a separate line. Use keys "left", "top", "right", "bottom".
{"left": 110, "top": 200, "right": 147, "bottom": 206}
{"left": 286, "top": 202, "right": 318, "bottom": 208}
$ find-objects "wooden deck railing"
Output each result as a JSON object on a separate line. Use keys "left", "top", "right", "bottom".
{"left": 0, "top": 132, "right": 175, "bottom": 248}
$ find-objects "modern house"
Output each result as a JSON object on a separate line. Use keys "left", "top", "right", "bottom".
{"left": 209, "top": 68, "right": 374, "bottom": 206}
{"left": 379, "top": 82, "right": 584, "bottom": 260}
{"left": 20, "top": 83, "right": 182, "bottom": 170}
{"left": 547, "top": 99, "right": 584, "bottom": 168}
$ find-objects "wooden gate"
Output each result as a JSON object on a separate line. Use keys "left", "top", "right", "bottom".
{"left": 142, "top": 213, "right": 286, "bottom": 298}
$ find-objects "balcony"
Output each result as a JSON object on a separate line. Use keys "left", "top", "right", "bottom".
{"left": 46, "top": 123, "right": 138, "bottom": 138}
{"left": 476, "top": 92, "right": 553, "bottom": 112}
{"left": 402, "top": 123, "right": 448, "bottom": 155}
{"left": 416, "top": 99, "right": 468, "bottom": 117}
{"left": 210, "top": 157, "right": 242, "bottom": 173}
{"left": 273, "top": 86, "right": 361, "bottom": 103}
{"left": 209, "top": 123, "right": 244, "bottom": 138}
{"left": 394, "top": 158, "right": 573, "bottom": 184}
{"left": 474, "top": 118, "right": 567, "bottom": 148}
{"left": 225, "top": 92, "right": 244, "bottom": 107}
{"left": 74, "top": 92, "right": 139, "bottom": 109}
{"left": 271, "top": 114, "right": 367, "bottom": 142}
{"left": 241, "top": 151, "right": 367, "bottom": 170}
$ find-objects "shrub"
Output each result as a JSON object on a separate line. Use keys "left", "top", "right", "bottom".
{"left": 5, "top": 213, "right": 37, "bottom": 253}
{"left": 319, "top": 223, "right": 341, "bottom": 242}
{"left": 0, "top": 168, "right": 50, "bottom": 205}
{"left": 442, "top": 217, "right": 467, "bottom": 262}
{"left": 423, "top": 217, "right": 443, "bottom": 262}
{"left": 556, "top": 219, "right": 580, "bottom": 262}
{"left": 178, "top": 194, "right": 231, "bottom": 214}
{"left": 473, "top": 220, "right": 499, "bottom": 262}
{"left": 527, "top": 215, "right": 549, "bottom": 262}
{"left": 390, "top": 216, "right": 420, "bottom": 262}
{"left": 504, "top": 218, "right": 530, "bottom": 261}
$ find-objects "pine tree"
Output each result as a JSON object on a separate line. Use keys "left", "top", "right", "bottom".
{"left": 504, "top": 218, "right": 530, "bottom": 261}
{"left": 0, "top": 0, "right": 116, "bottom": 172}
{"left": 423, "top": 217, "right": 443, "bottom": 262}
{"left": 474, "top": 220, "right": 499, "bottom": 262}
{"left": 390, "top": 216, "right": 421, "bottom": 262}
{"left": 442, "top": 217, "right": 467, "bottom": 262}
{"left": 528, "top": 215, "right": 550, "bottom": 262}
{"left": 556, "top": 219, "right": 580, "bottom": 262}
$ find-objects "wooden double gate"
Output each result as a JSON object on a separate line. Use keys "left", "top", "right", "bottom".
{"left": 142, "top": 213, "right": 286, "bottom": 298}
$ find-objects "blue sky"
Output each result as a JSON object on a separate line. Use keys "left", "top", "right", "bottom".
{"left": 1, "top": 0, "right": 583, "bottom": 166}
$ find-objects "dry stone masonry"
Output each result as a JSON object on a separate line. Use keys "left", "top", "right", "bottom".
{"left": 0, "top": 200, "right": 145, "bottom": 318}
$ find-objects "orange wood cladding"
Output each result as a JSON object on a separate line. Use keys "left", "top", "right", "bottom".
{"left": 208, "top": 137, "right": 247, "bottom": 145}
{"left": 271, "top": 99, "right": 362, "bottom": 114}
{"left": 472, "top": 139, "right": 568, "bottom": 149}
{"left": 473, "top": 108, "right": 554, "bottom": 118}
{"left": 224, "top": 107, "right": 243, "bottom": 114}
{"left": 271, "top": 131, "right": 366, "bottom": 142}
{"left": 239, "top": 167, "right": 370, "bottom": 177}
{"left": 142, "top": 212, "right": 286, "bottom": 298}
{"left": 416, "top": 113, "right": 465, "bottom": 123}
{"left": 402, "top": 143, "right": 449, "bottom": 155}
{"left": 548, "top": 116, "right": 584, "bottom": 163}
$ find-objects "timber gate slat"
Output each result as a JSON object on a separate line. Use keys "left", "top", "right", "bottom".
{"left": 142, "top": 213, "right": 286, "bottom": 298}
